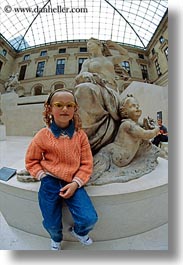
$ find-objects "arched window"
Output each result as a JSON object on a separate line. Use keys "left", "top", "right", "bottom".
{"left": 54, "top": 83, "right": 65, "bottom": 90}
{"left": 32, "top": 85, "right": 43, "bottom": 95}
{"left": 35, "top": 86, "right": 42, "bottom": 95}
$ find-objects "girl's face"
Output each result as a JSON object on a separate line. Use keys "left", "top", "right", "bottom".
{"left": 50, "top": 91, "right": 77, "bottom": 128}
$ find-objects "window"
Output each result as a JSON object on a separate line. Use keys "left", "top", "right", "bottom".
{"left": 151, "top": 48, "right": 155, "bottom": 55}
{"left": 159, "top": 36, "right": 165, "bottom": 44}
{"left": 140, "top": 64, "right": 149, "bottom": 80}
{"left": 78, "top": 58, "right": 87, "bottom": 73}
{"left": 34, "top": 86, "right": 42, "bottom": 95}
{"left": 36, "top": 61, "right": 45, "bottom": 77}
{"left": 138, "top": 53, "right": 144, "bottom": 59}
{"left": 54, "top": 83, "right": 65, "bottom": 90}
{"left": 59, "top": 48, "right": 66, "bottom": 53}
{"left": 155, "top": 59, "right": 162, "bottom": 77}
{"left": 19, "top": 65, "right": 27, "bottom": 80}
{"left": 40, "top": 50, "right": 47, "bottom": 56}
{"left": 2, "top": 49, "right": 7, "bottom": 56}
{"left": 121, "top": 61, "right": 131, "bottom": 76}
{"left": 23, "top": 54, "right": 30, "bottom": 61}
{"left": 56, "top": 59, "right": 65, "bottom": 75}
{"left": 164, "top": 47, "right": 168, "bottom": 61}
{"left": 0, "top": 61, "right": 3, "bottom": 72}
{"left": 157, "top": 111, "right": 162, "bottom": 120}
{"left": 80, "top": 47, "right": 87, "bottom": 52}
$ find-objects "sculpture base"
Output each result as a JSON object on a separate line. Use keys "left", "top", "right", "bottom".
{"left": 0, "top": 210, "right": 168, "bottom": 250}
{"left": 0, "top": 158, "right": 168, "bottom": 242}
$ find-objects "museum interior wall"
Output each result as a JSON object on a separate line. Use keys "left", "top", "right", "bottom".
{"left": 0, "top": 12, "right": 168, "bottom": 136}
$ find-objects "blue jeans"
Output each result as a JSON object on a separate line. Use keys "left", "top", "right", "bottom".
{"left": 38, "top": 175, "right": 98, "bottom": 242}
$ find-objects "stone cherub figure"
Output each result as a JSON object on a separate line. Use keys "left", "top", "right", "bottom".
{"left": 88, "top": 95, "right": 160, "bottom": 185}
{"left": 104, "top": 95, "right": 159, "bottom": 167}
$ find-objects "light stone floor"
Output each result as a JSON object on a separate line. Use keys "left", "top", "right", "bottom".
{"left": 0, "top": 136, "right": 168, "bottom": 250}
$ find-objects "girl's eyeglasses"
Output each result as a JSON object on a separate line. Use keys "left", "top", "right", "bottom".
{"left": 52, "top": 101, "right": 76, "bottom": 109}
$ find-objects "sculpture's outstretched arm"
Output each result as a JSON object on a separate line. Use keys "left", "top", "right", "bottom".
{"left": 106, "top": 40, "right": 129, "bottom": 64}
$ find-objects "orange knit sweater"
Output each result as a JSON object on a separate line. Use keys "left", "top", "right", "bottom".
{"left": 25, "top": 128, "right": 93, "bottom": 187}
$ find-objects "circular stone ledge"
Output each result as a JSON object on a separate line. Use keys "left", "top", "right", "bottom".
{"left": 0, "top": 158, "right": 168, "bottom": 242}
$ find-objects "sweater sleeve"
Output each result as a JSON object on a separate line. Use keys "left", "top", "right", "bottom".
{"left": 73, "top": 130, "right": 93, "bottom": 187}
{"left": 25, "top": 130, "right": 46, "bottom": 180}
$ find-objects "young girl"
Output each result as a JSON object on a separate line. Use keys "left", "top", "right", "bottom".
{"left": 25, "top": 89, "right": 98, "bottom": 250}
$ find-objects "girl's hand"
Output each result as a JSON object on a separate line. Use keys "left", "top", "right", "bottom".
{"left": 59, "top": 182, "right": 78, "bottom": 199}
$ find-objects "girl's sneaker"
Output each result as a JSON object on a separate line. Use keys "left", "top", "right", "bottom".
{"left": 51, "top": 239, "right": 61, "bottom": 250}
{"left": 69, "top": 227, "right": 93, "bottom": 245}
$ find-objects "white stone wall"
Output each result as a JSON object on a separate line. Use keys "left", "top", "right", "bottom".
{"left": 121, "top": 81, "right": 168, "bottom": 127}
{"left": 1, "top": 82, "right": 168, "bottom": 136}
{"left": 1, "top": 92, "right": 46, "bottom": 136}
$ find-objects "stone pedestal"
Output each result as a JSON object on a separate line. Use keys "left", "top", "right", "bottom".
{"left": 0, "top": 125, "right": 6, "bottom": 141}
{"left": 160, "top": 142, "right": 168, "bottom": 156}
{"left": 0, "top": 158, "right": 168, "bottom": 242}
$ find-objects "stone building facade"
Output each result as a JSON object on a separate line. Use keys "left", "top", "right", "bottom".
{"left": 0, "top": 12, "right": 168, "bottom": 95}
{"left": 0, "top": 12, "right": 168, "bottom": 136}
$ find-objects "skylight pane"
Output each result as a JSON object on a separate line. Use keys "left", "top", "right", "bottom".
{"left": 1, "top": 0, "right": 168, "bottom": 50}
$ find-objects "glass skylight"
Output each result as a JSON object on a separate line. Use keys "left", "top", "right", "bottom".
{"left": 0, "top": 0, "right": 168, "bottom": 51}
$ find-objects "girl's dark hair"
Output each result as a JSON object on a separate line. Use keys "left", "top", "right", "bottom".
{"left": 43, "top": 89, "right": 82, "bottom": 130}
